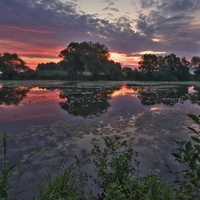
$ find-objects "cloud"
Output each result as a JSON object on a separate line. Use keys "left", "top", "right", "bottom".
{"left": 110, "top": 7, "right": 119, "bottom": 12}
{"left": 102, "top": 6, "right": 119, "bottom": 12}
{"left": 0, "top": 0, "right": 199, "bottom": 69}
{"left": 0, "top": 0, "right": 151, "bottom": 55}
{"left": 136, "top": 0, "right": 200, "bottom": 57}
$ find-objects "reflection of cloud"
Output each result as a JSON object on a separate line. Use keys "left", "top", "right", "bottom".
{"left": 111, "top": 85, "right": 138, "bottom": 97}
{"left": 1, "top": 114, "right": 54, "bottom": 122}
{"left": 188, "top": 86, "right": 195, "bottom": 93}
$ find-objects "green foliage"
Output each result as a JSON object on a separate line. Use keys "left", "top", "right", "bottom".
{"left": 0, "top": 133, "right": 29, "bottom": 199}
{"left": 36, "top": 168, "right": 82, "bottom": 200}
{"left": 167, "top": 114, "right": 200, "bottom": 199}
{"left": 91, "top": 136, "right": 137, "bottom": 192}
{"left": 35, "top": 155, "right": 90, "bottom": 200}
{"left": 92, "top": 136, "right": 174, "bottom": 199}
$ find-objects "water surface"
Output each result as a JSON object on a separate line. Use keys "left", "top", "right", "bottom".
{"left": 1, "top": 80, "right": 200, "bottom": 198}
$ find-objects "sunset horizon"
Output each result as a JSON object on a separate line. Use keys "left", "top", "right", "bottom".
{"left": 0, "top": 0, "right": 200, "bottom": 69}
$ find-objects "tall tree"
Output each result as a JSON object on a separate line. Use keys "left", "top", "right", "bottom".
{"left": 138, "top": 54, "right": 159, "bottom": 76}
{"left": 191, "top": 56, "right": 200, "bottom": 68}
{"left": 0, "top": 53, "right": 30, "bottom": 79}
{"left": 191, "top": 56, "right": 200, "bottom": 78}
{"left": 59, "top": 41, "right": 110, "bottom": 79}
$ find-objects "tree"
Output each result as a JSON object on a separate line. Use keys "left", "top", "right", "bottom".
{"left": 59, "top": 41, "right": 110, "bottom": 79}
{"left": 36, "top": 62, "right": 60, "bottom": 71}
{"left": 0, "top": 53, "right": 30, "bottom": 79}
{"left": 138, "top": 54, "right": 159, "bottom": 76}
{"left": 191, "top": 56, "right": 200, "bottom": 79}
{"left": 160, "top": 54, "right": 189, "bottom": 81}
{"left": 103, "top": 60, "right": 123, "bottom": 80}
{"left": 191, "top": 56, "right": 200, "bottom": 68}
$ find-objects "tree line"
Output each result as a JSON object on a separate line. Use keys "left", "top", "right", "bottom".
{"left": 0, "top": 41, "right": 200, "bottom": 81}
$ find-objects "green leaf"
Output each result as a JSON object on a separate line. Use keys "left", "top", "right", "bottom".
{"left": 191, "top": 136, "right": 200, "bottom": 144}
{"left": 171, "top": 153, "right": 181, "bottom": 159}
{"left": 188, "top": 127, "right": 199, "bottom": 135}
{"left": 187, "top": 114, "right": 200, "bottom": 124}
{"left": 186, "top": 141, "right": 192, "bottom": 151}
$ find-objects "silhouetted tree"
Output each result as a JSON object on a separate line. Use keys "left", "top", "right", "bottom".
{"left": 138, "top": 54, "right": 159, "bottom": 79}
{"left": 59, "top": 41, "right": 110, "bottom": 79}
{"left": 0, "top": 53, "right": 30, "bottom": 79}
{"left": 36, "top": 62, "right": 60, "bottom": 71}
{"left": 103, "top": 60, "right": 123, "bottom": 80}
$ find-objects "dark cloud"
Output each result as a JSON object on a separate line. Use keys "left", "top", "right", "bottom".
{"left": 136, "top": 0, "right": 200, "bottom": 57}
{"left": 110, "top": 7, "right": 119, "bottom": 12}
{"left": 0, "top": 0, "right": 199, "bottom": 68}
{"left": 0, "top": 0, "right": 153, "bottom": 56}
{"left": 102, "top": 6, "right": 109, "bottom": 11}
{"left": 102, "top": 6, "right": 119, "bottom": 12}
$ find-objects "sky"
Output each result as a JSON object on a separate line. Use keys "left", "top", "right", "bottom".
{"left": 0, "top": 0, "right": 200, "bottom": 69}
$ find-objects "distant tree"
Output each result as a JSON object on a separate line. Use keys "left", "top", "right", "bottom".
{"left": 59, "top": 41, "right": 110, "bottom": 79}
{"left": 0, "top": 53, "right": 30, "bottom": 79}
{"left": 160, "top": 54, "right": 189, "bottom": 81}
{"left": 103, "top": 60, "right": 123, "bottom": 80}
{"left": 191, "top": 56, "right": 200, "bottom": 68}
{"left": 138, "top": 54, "right": 159, "bottom": 76}
{"left": 190, "top": 56, "right": 200, "bottom": 79}
{"left": 36, "top": 62, "right": 60, "bottom": 71}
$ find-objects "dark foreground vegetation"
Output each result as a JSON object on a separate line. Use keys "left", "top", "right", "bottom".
{"left": 1, "top": 41, "right": 200, "bottom": 81}
{"left": 1, "top": 114, "right": 200, "bottom": 199}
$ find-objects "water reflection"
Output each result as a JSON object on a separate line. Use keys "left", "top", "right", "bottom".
{"left": 188, "top": 86, "right": 200, "bottom": 106}
{"left": 0, "top": 86, "right": 30, "bottom": 106}
{"left": 137, "top": 85, "right": 189, "bottom": 106}
{"left": 58, "top": 86, "right": 121, "bottom": 118}
{"left": 1, "top": 81, "right": 200, "bottom": 199}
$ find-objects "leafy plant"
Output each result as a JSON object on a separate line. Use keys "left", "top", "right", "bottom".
{"left": 0, "top": 133, "right": 29, "bottom": 200}
{"left": 167, "top": 114, "right": 200, "bottom": 199}
{"left": 91, "top": 135, "right": 140, "bottom": 198}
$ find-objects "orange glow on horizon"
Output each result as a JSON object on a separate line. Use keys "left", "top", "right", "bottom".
{"left": 22, "top": 56, "right": 62, "bottom": 69}
{"left": 110, "top": 52, "right": 139, "bottom": 68}
{"left": 139, "top": 50, "right": 166, "bottom": 55}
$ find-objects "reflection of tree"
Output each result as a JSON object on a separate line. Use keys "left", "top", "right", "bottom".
{"left": 0, "top": 86, "right": 30, "bottom": 106}
{"left": 137, "top": 85, "right": 189, "bottom": 106}
{"left": 188, "top": 86, "right": 200, "bottom": 106}
{"left": 59, "top": 87, "right": 119, "bottom": 117}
